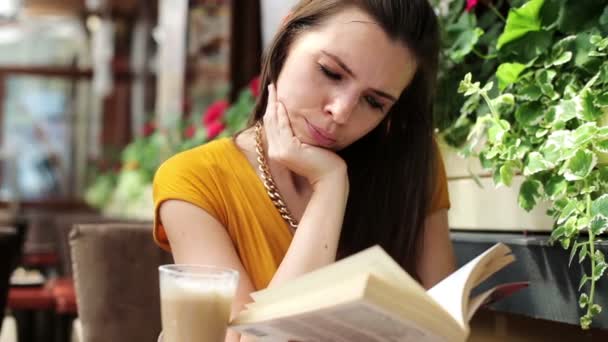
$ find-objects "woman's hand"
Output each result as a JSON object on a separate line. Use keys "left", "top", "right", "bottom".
{"left": 263, "top": 84, "right": 347, "bottom": 188}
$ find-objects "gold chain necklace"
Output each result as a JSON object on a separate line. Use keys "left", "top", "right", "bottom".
{"left": 254, "top": 121, "right": 299, "bottom": 229}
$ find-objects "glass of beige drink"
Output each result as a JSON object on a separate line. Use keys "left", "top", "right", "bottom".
{"left": 159, "top": 265, "right": 239, "bottom": 342}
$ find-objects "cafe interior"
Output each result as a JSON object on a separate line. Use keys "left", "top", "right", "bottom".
{"left": 0, "top": 0, "right": 607, "bottom": 341}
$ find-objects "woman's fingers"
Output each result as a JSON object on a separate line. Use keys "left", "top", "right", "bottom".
{"left": 267, "top": 84, "right": 277, "bottom": 116}
{"left": 276, "top": 100, "right": 296, "bottom": 145}
{"left": 263, "top": 84, "right": 278, "bottom": 145}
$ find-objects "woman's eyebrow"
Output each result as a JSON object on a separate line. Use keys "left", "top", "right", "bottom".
{"left": 321, "top": 50, "right": 398, "bottom": 102}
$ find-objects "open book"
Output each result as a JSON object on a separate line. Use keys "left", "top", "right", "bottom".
{"left": 229, "top": 243, "right": 528, "bottom": 342}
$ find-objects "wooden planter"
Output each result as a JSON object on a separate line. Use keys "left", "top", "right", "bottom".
{"left": 440, "top": 143, "right": 554, "bottom": 232}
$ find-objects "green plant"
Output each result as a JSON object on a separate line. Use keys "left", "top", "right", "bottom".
{"left": 456, "top": 0, "right": 608, "bottom": 329}
{"left": 432, "top": 0, "right": 507, "bottom": 146}
{"left": 84, "top": 77, "right": 258, "bottom": 214}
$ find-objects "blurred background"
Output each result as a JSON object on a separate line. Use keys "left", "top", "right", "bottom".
{"left": 0, "top": 0, "right": 606, "bottom": 341}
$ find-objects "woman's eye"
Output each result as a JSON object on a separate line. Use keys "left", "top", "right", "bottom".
{"left": 365, "top": 96, "right": 384, "bottom": 111}
{"left": 319, "top": 65, "right": 342, "bottom": 80}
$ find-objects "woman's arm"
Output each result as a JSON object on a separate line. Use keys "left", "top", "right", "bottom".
{"left": 159, "top": 200, "right": 257, "bottom": 342}
{"left": 267, "top": 168, "right": 348, "bottom": 287}
{"left": 416, "top": 209, "right": 456, "bottom": 289}
{"left": 159, "top": 168, "right": 349, "bottom": 342}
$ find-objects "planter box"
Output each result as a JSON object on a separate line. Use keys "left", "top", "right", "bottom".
{"left": 440, "top": 145, "right": 554, "bottom": 232}
{"left": 440, "top": 144, "right": 487, "bottom": 179}
{"left": 447, "top": 176, "right": 554, "bottom": 232}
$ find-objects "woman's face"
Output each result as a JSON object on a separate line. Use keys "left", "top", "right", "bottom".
{"left": 275, "top": 6, "right": 417, "bottom": 151}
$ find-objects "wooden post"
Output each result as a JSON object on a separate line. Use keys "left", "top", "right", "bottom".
{"left": 155, "top": 0, "right": 188, "bottom": 160}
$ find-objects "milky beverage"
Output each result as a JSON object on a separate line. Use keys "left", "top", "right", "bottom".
{"left": 160, "top": 271, "right": 236, "bottom": 342}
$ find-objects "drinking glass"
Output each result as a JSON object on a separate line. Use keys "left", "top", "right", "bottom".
{"left": 159, "top": 265, "right": 239, "bottom": 342}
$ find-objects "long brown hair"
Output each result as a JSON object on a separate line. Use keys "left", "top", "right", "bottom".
{"left": 248, "top": 0, "right": 440, "bottom": 281}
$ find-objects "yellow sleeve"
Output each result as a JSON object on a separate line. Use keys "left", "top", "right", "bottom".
{"left": 428, "top": 142, "right": 451, "bottom": 214}
{"left": 152, "top": 148, "right": 227, "bottom": 251}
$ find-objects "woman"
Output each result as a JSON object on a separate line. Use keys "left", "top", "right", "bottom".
{"left": 153, "top": 0, "right": 456, "bottom": 340}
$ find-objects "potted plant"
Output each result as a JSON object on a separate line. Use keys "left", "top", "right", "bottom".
{"left": 453, "top": 0, "right": 608, "bottom": 328}
{"left": 432, "top": 0, "right": 559, "bottom": 231}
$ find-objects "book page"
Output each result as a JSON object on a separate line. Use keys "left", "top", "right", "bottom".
{"left": 231, "top": 301, "right": 453, "bottom": 342}
{"left": 426, "top": 243, "right": 514, "bottom": 327}
{"left": 251, "top": 246, "right": 426, "bottom": 305}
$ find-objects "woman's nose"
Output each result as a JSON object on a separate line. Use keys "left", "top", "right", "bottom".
{"left": 325, "top": 93, "right": 358, "bottom": 124}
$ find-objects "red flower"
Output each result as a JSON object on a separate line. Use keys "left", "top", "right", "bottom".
{"left": 465, "top": 0, "right": 478, "bottom": 12}
{"left": 249, "top": 75, "right": 261, "bottom": 98}
{"left": 202, "top": 100, "right": 229, "bottom": 126}
{"left": 206, "top": 121, "right": 225, "bottom": 140}
{"left": 184, "top": 125, "right": 196, "bottom": 139}
{"left": 143, "top": 122, "right": 156, "bottom": 137}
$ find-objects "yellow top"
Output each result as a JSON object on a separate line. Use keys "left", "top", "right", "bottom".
{"left": 153, "top": 137, "right": 450, "bottom": 290}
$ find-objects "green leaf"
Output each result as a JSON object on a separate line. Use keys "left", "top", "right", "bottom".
{"left": 590, "top": 304, "right": 602, "bottom": 316}
{"left": 487, "top": 119, "right": 510, "bottom": 144}
{"left": 552, "top": 51, "right": 573, "bottom": 66}
{"left": 589, "top": 51, "right": 607, "bottom": 57}
{"left": 497, "top": 0, "right": 545, "bottom": 50}
{"left": 561, "top": 237, "right": 571, "bottom": 250}
{"left": 590, "top": 215, "right": 608, "bottom": 235}
{"left": 579, "top": 244, "right": 589, "bottom": 264}
{"left": 590, "top": 35, "right": 608, "bottom": 51}
{"left": 579, "top": 293, "right": 589, "bottom": 309}
{"left": 553, "top": 35, "right": 577, "bottom": 54}
{"left": 558, "top": 200, "right": 578, "bottom": 224}
{"left": 581, "top": 89, "right": 601, "bottom": 122}
{"left": 591, "top": 194, "right": 608, "bottom": 217}
{"left": 596, "top": 140, "right": 608, "bottom": 153}
{"left": 539, "top": 0, "right": 562, "bottom": 27}
{"left": 573, "top": 122, "right": 598, "bottom": 148}
{"left": 491, "top": 94, "right": 516, "bottom": 115}
{"left": 497, "top": 63, "right": 527, "bottom": 90}
{"left": 595, "top": 93, "right": 608, "bottom": 107}
{"left": 481, "top": 82, "right": 494, "bottom": 93}
{"left": 536, "top": 69, "right": 558, "bottom": 99}
{"left": 564, "top": 216, "right": 578, "bottom": 236}
{"left": 519, "top": 179, "right": 543, "bottom": 211}
{"left": 536, "top": 129, "right": 549, "bottom": 138}
{"left": 595, "top": 250, "right": 605, "bottom": 263}
{"left": 554, "top": 97, "right": 583, "bottom": 122}
{"left": 500, "top": 30, "right": 554, "bottom": 64}
{"left": 515, "top": 101, "right": 544, "bottom": 126}
{"left": 579, "top": 274, "right": 589, "bottom": 291}
{"left": 569, "top": 242, "right": 580, "bottom": 266}
{"left": 577, "top": 216, "right": 590, "bottom": 231}
{"left": 458, "top": 73, "right": 481, "bottom": 96}
{"left": 563, "top": 149, "right": 597, "bottom": 181}
{"left": 600, "top": 127, "right": 608, "bottom": 140}
{"left": 574, "top": 32, "right": 600, "bottom": 69}
{"left": 593, "top": 260, "right": 607, "bottom": 281}
{"left": 500, "top": 162, "right": 517, "bottom": 187}
{"left": 550, "top": 224, "right": 566, "bottom": 241}
{"left": 581, "top": 315, "right": 592, "bottom": 330}
{"left": 518, "top": 83, "right": 543, "bottom": 101}
{"left": 542, "top": 131, "right": 576, "bottom": 163}
{"left": 545, "top": 175, "right": 568, "bottom": 200}
{"left": 524, "top": 152, "right": 555, "bottom": 175}
{"left": 447, "top": 13, "right": 485, "bottom": 62}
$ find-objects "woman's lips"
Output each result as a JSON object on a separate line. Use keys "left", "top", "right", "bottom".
{"left": 306, "top": 120, "right": 336, "bottom": 146}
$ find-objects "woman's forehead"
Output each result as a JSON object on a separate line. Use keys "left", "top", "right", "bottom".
{"left": 295, "top": 7, "right": 418, "bottom": 95}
